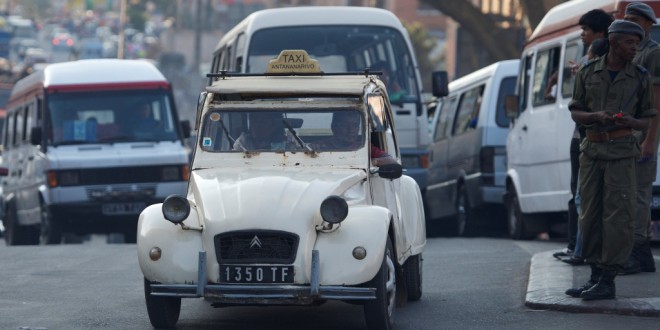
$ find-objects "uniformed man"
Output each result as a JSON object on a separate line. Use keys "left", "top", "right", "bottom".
{"left": 565, "top": 20, "right": 656, "bottom": 301}
{"left": 621, "top": 1, "right": 659, "bottom": 275}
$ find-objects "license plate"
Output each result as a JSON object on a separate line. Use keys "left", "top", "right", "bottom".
{"left": 220, "top": 265, "right": 294, "bottom": 283}
{"left": 652, "top": 196, "right": 660, "bottom": 209}
{"left": 101, "top": 202, "right": 146, "bottom": 215}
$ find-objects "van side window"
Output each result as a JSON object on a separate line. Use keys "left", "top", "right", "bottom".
{"left": 4, "top": 110, "right": 14, "bottom": 149}
{"left": 518, "top": 53, "right": 532, "bottom": 112}
{"left": 496, "top": 77, "right": 516, "bottom": 127}
{"left": 454, "top": 85, "right": 484, "bottom": 135}
{"left": 235, "top": 33, "right": 245, "bottom": 73}
{"left": 561, "top": 41, "right": 583, "bottom": 98}
{"left": 23, "top": 105, "right": 32, "bottom": 142}
{"left": 14, "top": 108, "right": 23, "bottom": 146}
{"left": 532, "top": 47, "right": 560, "bottom": 105}
{"left": 433, "top": 96, "right": 457, "bottom": 141}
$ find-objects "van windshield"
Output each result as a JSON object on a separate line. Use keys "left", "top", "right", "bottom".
{"left": 47, "top": 89, "right": 179, "bottom": 146}
{"left": 200, "top": 109, "right": 364, "bottom": 153}
{"left": 248, "top": 26, "right": 419, "bottom": 103}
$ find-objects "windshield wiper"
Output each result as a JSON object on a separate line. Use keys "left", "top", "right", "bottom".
{"left": 218, "top": 118, "right": 244, "bottom": 151}
{"left": 97, "top": 136, "right": 132, "bottom": 143}
{"left": 53, "top": 140, "right": 87, "bottom": 146}
{"left": 282, "top": 119, "right": 313, "bottom": 152}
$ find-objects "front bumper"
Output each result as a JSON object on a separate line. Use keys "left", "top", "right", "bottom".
{"left": 149, "top": 251, "right": 376, "bottom": 304}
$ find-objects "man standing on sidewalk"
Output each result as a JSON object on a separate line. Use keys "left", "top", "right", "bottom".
{"left": 566, "top": 20, "right": 655, "bottom": 300}
{"left": 621, "top": 2, "right": 659, "bottom": 275}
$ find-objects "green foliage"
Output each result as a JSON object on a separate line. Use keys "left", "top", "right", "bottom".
{"left": 403, "top": 21, "right": 444, "bottom": 92}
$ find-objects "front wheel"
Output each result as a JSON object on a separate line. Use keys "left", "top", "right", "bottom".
{"left": 4, "top": 203, "right": 38, "bottom": 246}
{"left": 403, "top": 254, "right": 422, "bottom": 301}
{"left": 144, "top": 278, "right": 181, "bottom": 328}
{"left": 39, "top": 201, "right": 62, "bottom": 245}
{"left": 364, "top": 237, "right": 396, "bottom": 330}
{"left": 506, "top": 189, "right": 529, "bottom": 240}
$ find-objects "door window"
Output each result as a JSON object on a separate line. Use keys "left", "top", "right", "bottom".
{"left": 453, "top": 85, "right": 484, "bottom": 135}
{"left": 532, "top": 47, "right": 560, "bottom": 105}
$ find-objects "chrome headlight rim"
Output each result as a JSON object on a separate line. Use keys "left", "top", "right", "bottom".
{"left": 162, "top": 194, "right": 190, "bottom": 224}
{"left": 320, "top": 195, "right": 349, "bottom": 224}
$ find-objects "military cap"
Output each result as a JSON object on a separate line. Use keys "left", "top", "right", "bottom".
{"left": 608, "top": 19, "right": 645, "bottom": 40}
{"left": 625, "top": 2, "right": 656, "bottom": 24}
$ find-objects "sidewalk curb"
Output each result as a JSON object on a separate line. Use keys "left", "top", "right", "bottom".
{"left": 525, "top": 251, "right": 660, "bottom": 317}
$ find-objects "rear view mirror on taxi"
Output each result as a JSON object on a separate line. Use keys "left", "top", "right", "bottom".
{"left": 432, "top": 71, "right": 449, "bottom": 97}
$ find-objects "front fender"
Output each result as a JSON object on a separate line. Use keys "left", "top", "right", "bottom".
{"left": 398, "top": 175, "right": 426, "bottom": 258}
{"left": 137, "top": 204, "right": 203, "bottom": 284}
{"left": 314, "top": 205, "right": 390, "bottom": 285}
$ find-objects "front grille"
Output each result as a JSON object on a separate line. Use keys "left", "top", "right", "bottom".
{"left": 214, "top": 230, "right": 299, "bottom": 264}
{"left": 54, "top": 165, "right": 183, "bottom": 186}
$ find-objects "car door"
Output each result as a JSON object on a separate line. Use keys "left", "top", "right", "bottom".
{"left": 426, "top": 95, "right": 457, "bottom": 219}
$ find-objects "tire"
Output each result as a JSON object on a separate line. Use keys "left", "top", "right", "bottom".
{"left": 39, "top": 201, "right": 62, "bottom": 245}
{"left": 505, "top": 189, "right": 526, "bottom": 240}
{"left": 364, "top": 237, "right": 396, "bottom": 330}
{"left": 144, "top": 278, "right": 181, "bottom": 328}
{"left": 452, "top": 184, "right": 469, "bottom": 236}
{"left": 123, "top": 225, "right": 137, "bottom": 244}
{"left": 403, "top": 254, "right": 422, "bottom": 301}
{"left": 3, "top": 203, "right": 38, "bottom": 246}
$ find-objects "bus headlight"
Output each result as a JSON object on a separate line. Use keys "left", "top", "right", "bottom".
{"left": 162, "top": 195, "right": 190, "bottom": 224}
{"left": 320, "top": 195, "right": 348, "bottom": 224}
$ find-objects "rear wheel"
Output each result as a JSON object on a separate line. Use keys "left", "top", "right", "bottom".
{"left": 506, "top": 189, "right": 527, "bottom": 240}
{"left": 364, "top": 237, "right": 396, "bottom": 330}
{"left": 403, "top": 254, "right": 422, "bottom": 301}
{"left": 144, "top": 278, "right": 181, "bottom": 328}
{"left": 452, "top": 184, "right": 469, "bottom": 236}
{"left": 39, "top": 201, "right": 62, "bottom": 244}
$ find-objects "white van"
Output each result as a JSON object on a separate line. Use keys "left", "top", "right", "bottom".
{"left": 426, "top": 59, "right": 519, "bottom": 236}
{"left": 505, "top": 0, "right": 660, "bottom": 239}
{"left": 0, "top": 59, "right": 191, "bottom": 245}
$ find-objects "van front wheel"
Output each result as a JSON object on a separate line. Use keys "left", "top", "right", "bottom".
{"left": 40, "top": 201, "right": 62, "bottom": 245}
{"left": 506, "top": 189, "right": 527, "bottom": 240}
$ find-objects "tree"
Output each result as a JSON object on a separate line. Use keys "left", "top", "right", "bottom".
{"left": 418, "top": 0, "right": 563, "bottom": 62}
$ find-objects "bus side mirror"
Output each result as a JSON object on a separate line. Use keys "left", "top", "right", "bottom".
{"left": 431, "top": 71, "right": 449, "bottom": 97}
{"left": 505, "top": 95, "right": 519, "bottom": 119}
{"left": 180, "top": 120, "right": 191, "bottom": 138}
{"left": 30, "top": 127, "right": 42, "bottom": 145}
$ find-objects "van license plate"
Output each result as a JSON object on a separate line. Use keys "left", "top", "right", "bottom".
{"left": 102, "top": 202, "right": 146, "bottom": 215}
{"left": 652, "top": 196, "right": 660, "bottom": 209}
{"left": 220, "top": 265, "right": 294, "bottom": 283}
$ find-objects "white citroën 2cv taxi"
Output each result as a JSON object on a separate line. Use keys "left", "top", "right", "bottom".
{"left": 137, "top": 50, "right": 426, "bottom": 329}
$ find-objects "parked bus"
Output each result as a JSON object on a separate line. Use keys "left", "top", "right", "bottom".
{"left": 0, "top": 59, "right": 191, "bottom": 245}
{"left": 505, "top": 0, "right": 660, "bottom": 239}
{"left": 208, "top": 6, "right": 430, "bottom": 194}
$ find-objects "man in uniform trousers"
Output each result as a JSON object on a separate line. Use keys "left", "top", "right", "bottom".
{"left": 565, "top": 20, "right": 656, "bottom": 300}
{"left": 621, "top": 2, "right": 658, "bottom": 275}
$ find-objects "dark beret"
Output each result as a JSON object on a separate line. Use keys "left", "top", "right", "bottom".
{"left": 625, "top": 2, "right": 656, "bottom": 23}
{"left": 608, "top": 19, "right": 645, "bottom": 40}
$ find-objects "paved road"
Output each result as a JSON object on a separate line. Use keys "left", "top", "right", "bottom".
{"left": 1, "top": 236, "right": 659, "bottom": 329}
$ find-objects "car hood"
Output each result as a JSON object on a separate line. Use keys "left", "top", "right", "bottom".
{"left": 189, "top": 167, "right": 366, "bottom": 233}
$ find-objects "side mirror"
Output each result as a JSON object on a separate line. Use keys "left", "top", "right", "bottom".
{"left": 180, "top": 120, "right": 191, "bottom": 138}
{"left": 505, "top": 95, "right": 519, "bottom": 119}
{"left": 431, "top": 71, "right": 449, "bottom": 97}
{"left": 30, "top": 127, "right": 42, "bottom": 145}
{"left": 283, "top": 118, "right": 303, "bottom": 128}
{"left": 378, "top": 163, "right": 403, "bottom": 179}
{"left": 0, "top": 167, "right": 7, "bottom": 176}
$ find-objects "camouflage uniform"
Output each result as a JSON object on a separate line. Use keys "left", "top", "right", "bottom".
{"left": 569, "top": 55, "right": 656, "bottom": 270}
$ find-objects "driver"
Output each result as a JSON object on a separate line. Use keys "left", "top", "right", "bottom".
{"left": 233, "top": 112, "right": 285, "bottom": 150}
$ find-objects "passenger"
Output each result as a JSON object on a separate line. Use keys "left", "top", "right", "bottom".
{"left": 565, "top": 20, "right": 655, "bottom": 301}
{"left": 133, "top": 102, "right": 161, "bottom": 136}
{"left": 620, "top": 1, "right": 659, "bottom": 275}
{"left": 371, "top": 62, "right": 406, "bottom": 102}
{"left": 314, "top": 111, "right": 398, "bottom": 166}
{"left": 233, "top": 112, "right": 285, "bottom": 151}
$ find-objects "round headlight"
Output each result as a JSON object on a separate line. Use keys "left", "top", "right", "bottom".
{"left": 162, "top": 195, "right": 190, "bottom": 224}
{"left": 320, "top": 195, "right": 349, "bottom": 224}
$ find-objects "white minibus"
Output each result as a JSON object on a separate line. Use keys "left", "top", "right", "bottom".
{"left": 208, "top": 6, "right": 430, "bottom": 194}
{"left": 1, "top": 59, "right": 191, "bottom": 245}
{"left": 505, "top": 0, "right": 660, "bottom": 239}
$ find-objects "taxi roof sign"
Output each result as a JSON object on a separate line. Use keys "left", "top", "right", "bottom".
{"left": 267, "top": 50, "right": 321, "bottom": 74}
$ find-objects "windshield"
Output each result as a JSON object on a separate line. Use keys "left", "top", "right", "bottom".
{"left": 47, "top": 89, "right": 179, "bottom": 146}
{"left": 200, "top": 109, "right": 364, "bottom": 153}
{"left": 248, "top": 25, "right": 419, "bottom": 103}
